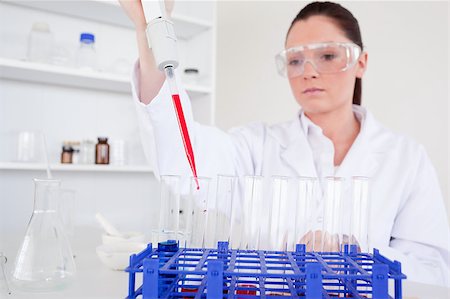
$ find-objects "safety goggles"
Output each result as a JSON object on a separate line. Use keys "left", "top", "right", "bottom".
{"left": 275, "top": 42, "right": 362, "bottom": 78}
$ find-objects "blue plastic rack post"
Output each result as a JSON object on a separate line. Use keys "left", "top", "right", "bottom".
{"left": 125, "top": 242, "right": 406, "bottom": 299}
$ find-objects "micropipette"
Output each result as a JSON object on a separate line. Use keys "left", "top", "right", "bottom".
{"left": 142, "top": 0, "right": 200, "bottom": 189}
{"left": 165, "top": 66, "right": 199, "bottom": 189}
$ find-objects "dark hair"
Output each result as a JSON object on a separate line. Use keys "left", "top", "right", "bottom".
{"left": 288, "top": 1, "right": 364, "bottom": 105}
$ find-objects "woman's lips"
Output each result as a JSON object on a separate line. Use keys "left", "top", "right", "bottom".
{"left": 303, "top": 88, "right": 324, "bottom": 95}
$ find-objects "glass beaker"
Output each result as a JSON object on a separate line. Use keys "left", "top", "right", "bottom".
{"left": 157, "top": 175, "right": 181, "bottom": 243}
{"left": 12, "top": 179, "right": 76, "bottom": 291}
{"left": 294, "top": 177, "right": 319, "bottom": 251}
{"left": 350, "top": 176, "right": 370, "bottom": 253}
{"left": 321, "top": 176, "right": 345, "bottom": 252}
{"left": 188, "top": 177, "right": 211, "bottom": 248}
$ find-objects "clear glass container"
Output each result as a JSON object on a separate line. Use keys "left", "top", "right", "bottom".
{"left": 27, "top": 22, "right": 54, "bottom": 63}
{"left": 213, "top": 175, "right": 237, "bottom": 247}
{"left": 157, "top": 175, "right": 181, "bottom": 243}
{"left": 76, "top": 32, "right": 96, "bottom": 70}
{"left": 188, "top": 177, "right": 211, "bottom": 248}
{"left": 350, "top": 176, "right": 370, "bottom": 252}
{"left": 12, "top": 179, "right": 76, "bottom": 291}
{"left": 294, "top": 177, "right": 319, "bottom": 251}
{"left": 270, "top": 176, "right": 299, "bottom": 251}
{"left": 321, "top": 176, "right": 345, "bottom": 252}
{"left": 241, "top": 176, "right": 264, "bottom": 250}
{"left": 80, "top": 139, "right": 95, "bottom": 164}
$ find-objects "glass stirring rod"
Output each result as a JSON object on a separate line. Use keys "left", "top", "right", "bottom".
{"left": 0, "top": 253, "right": 11, "bottom": 295}
{"left": 164, "top": 66, "right": 200, "bottom": 189}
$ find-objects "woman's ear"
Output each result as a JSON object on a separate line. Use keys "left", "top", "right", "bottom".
{"left": 356, "top": 52, "right": 368, "bottom": 79}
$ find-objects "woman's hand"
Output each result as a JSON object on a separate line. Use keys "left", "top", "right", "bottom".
{"left": 118, "top": 0, "right": 147, "bottom": 31}
{"left": 300, "top": 231, "right": 362, "bottom": 252}
{"left": 118, "top": 0, "right": 175, "bottom": 31}
{"left": 300, "top": 230, "right": 340, "bottom": 252}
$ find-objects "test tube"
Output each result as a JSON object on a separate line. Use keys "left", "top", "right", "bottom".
{"left": 350, "top": 176, "right": 370, "bottom": 253}
{"left": 269, "top": 176, "right": 295, "bottom": 251}
{"left": 321, "top": 176, "right": 345, "bottom": 252}
{"left": 188, "top": 177, "right": 211, "bottom": 248}
{"left": 241, "top": 176, "right": 264, "bottom": 250}
{"left": 213, "top": 175, "right": 237, "bottom": 247}
{"left": 158, "top": 175, "right": 181, "bottom": 243}
{"left": 294, "top": 177, "right": 319, "bottom": 251}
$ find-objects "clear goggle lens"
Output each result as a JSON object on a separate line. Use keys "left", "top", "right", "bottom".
{"left": 275, "top": 42, "right": 362, "bottom": 78}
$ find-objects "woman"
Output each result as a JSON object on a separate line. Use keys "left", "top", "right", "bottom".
{"left": 119, "top": 1, "right": 449, "bottom": 286}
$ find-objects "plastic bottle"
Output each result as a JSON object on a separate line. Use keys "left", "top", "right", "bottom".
{"left": 76, "top": 32, "right": 96, "bottom": 70}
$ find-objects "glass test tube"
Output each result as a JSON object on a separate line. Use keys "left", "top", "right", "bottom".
{"left": 270, "top": 176, "right": 294, "bottom": 251}
{"left": 242, "top": 176, "right": 264, "bottom": 250}
{"left": 322, "top": 176, "right": 345, "bottom": 252}
{"left": 158, "top": 175, "right": 181, "bottom": 243}
{"left": 294, "top": 177, "right": 319, "bottom": 252}
{"left": 189, "top": 177, "right": 211, "bottom": 248}
{"left": 350, "top": 176, "right": 370, "bottom": 253}
{"left": 213, "top": 175, "right": 237, "bottom": 247}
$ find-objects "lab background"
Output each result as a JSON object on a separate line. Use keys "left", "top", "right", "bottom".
{"left": 0, "top": 0, "right": 448, "bottom": 270}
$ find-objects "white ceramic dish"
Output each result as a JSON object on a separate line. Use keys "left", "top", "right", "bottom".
{"left": 96, "top": 242, "right": 147, "bottom": 270}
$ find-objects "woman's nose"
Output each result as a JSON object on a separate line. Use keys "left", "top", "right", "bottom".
{"left": 302, "top": 60, "right": 319, "bottom": 78}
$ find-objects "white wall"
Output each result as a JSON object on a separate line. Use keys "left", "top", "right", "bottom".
{"left": 216, "top": 1, "right": 449, "bottom": 218}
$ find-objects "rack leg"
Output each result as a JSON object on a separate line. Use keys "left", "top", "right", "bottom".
{"left": 372, "top": 264, "right": 389, "bottom": 299}
{"left": 207, "top": 260, "right": 224, "bottom": 299}
{"left": 143, "top": 258, "right": 159, "bottom": 299}
{"left": 306, "top": 263, "right": 322, "bottom": 299}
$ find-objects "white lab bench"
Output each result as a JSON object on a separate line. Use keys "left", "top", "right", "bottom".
{"left": 3, "top": 226, "right": 449, "bottom": 299}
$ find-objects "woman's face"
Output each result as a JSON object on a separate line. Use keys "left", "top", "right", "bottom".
{"left": 286, "top": 16, "right": 367, "bottom": 115}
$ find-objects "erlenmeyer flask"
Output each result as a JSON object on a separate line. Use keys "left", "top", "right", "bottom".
{"left": 12, "top": 179, "right": 76, "bottom": 291}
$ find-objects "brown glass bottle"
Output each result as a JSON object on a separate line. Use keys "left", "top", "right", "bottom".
{"left": 95, "top": 137, "right": 109, "bottom": 164}
{"left": 61, "top": 144, "right": 73, "bottom": 164}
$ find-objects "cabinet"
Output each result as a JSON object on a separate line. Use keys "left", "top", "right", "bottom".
{"left": 0, "top": 0, "right": 216, "bottom": 244}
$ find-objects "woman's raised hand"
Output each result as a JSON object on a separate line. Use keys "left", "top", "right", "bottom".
{"left": 118, "top": 0, "right": 147, "bottom": 31}
{"left": 118, "top": 0, "right": 175, "bottom": 31}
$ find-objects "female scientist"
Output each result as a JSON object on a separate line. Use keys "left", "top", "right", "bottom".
{"left": 119, "top": 1, "right": 449, "bottom": 286}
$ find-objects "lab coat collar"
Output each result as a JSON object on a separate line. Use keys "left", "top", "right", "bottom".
{"left": 276, "top": 105, "right": 387, "bottom": 178}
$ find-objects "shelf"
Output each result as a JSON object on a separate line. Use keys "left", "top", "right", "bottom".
{"left": 0, "top": 57, "right": 130, "bottom": 93}
{"left": 0, "top": 162, "right": 153, "bottom": 173}
{"left": 0, "top": 57, "right": 212, "bottom": 97}
{"left": 4, "top": 0, "right": 212, "bottom": 40}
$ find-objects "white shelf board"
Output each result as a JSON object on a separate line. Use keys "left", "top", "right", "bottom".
{"left": 0, "top": 57, "right": 212, "bottom": 97}
{"left": 3, "top": 0, "right": 212, "bottom": 40}
{"left": 0, "top": 162, "right": 153, "bottom": 173}
{"left": 0, "top": 57, "right": 130, "bottom": 93}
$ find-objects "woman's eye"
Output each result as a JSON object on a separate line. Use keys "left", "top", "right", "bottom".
{"left": 321, "top": 54, "right": 336, "bottom": 61}
{"left": 288, "top": 59, "right": 300, "bottom": 66}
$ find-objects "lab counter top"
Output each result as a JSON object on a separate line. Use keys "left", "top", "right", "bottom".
{"left": 2, "top": 226, "right": 449, "bottom": 299}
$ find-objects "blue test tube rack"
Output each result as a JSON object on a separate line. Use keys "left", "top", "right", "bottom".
{"left": 125, "top": 241, "right": 406, "bottom": 299}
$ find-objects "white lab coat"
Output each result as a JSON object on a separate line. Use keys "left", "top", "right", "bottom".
{"left": 131, "top": 64, "right": 450, "bottom": 286}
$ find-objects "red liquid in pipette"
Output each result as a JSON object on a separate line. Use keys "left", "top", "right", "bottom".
{"left": 171, "top": 94, "right": 200, "bottom": 189}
